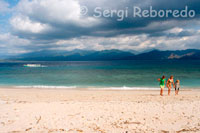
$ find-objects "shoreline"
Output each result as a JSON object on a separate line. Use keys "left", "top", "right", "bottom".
{"left": 0, "top": 85, "right": 199, "bottom": 91}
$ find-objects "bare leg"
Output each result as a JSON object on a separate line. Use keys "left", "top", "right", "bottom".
{"left": 160, "top": 88, "right": 163, "bottom": 96}
{"left": 168, "top": 87, "right": 171, "bottom": 96}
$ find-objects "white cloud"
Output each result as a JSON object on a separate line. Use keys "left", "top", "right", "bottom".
{"left": 52, "top": 31, "right": 200, "bottom": 52}
{"left": 167, "top": 28, "right": 183, "bottom": 34}
{"left": 1, "top": 28, "right": 200, "bottom": 56}
{"left": 0, "top": 33, "right": 31, "bottom": 55}
{"left": 10, "top": 15, "right": 50, "bottom": 33}
{"left": 12, "top": 0, "right": 99, "bottom": 28}
{"left": 52, "top": 35, "right": 154, "bottom": 51}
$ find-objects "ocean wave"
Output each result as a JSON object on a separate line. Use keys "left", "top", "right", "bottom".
{"left": 89, "top": 86, "right": 160, "bottom": 90}
{"left": 16, "top": 85, "right": 77, "bottom": 89}
{"left": 15, "top": 85, "right": 159, "bottom": 90}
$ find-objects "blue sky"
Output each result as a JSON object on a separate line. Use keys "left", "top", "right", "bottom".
{"left": 0, "top": 0, "right": 200, "bottom": 57}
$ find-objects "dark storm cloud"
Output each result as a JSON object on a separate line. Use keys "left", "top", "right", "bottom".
{"left": 11, "top": 0, "right": 200, "bottom": 41}
{"left": 149, "top": 29, "right": 196, "bottom": 38}
{"left": 0, "top": 0, "right": 197, "bottom": 55}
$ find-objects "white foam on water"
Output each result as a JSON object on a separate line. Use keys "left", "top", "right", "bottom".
{"left": 16, "top": 85, "right": 77, "bottom": 89}
{"left": 88, "top": 86, "right": 160, "bottom": 90}
{"left": 15, "top": 85, "right": 160, "bottom": 90}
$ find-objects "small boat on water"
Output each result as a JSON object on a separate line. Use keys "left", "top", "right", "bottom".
{"left": 24, "top": 64, "right": 45, "bottom": 67}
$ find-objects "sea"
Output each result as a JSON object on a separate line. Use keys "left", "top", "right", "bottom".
{"left": 0, "top": 60, "right": 200, "bottom": 90}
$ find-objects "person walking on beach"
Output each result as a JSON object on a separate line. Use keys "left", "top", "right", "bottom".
{"left": 158, "top": 75, "right": 166, "bottom": 96}
{"left": 166, "top": 76, "right": 175, "bottom": 96}
{"left": 175, "top": 80, "right": 180, "bottom": 95}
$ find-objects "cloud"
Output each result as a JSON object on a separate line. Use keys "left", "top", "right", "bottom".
{"left": 10, "top": 0, "right": 100, "bottom": 40}
{"left": 0, "top": 33, "right": 30, "bottom": 57}
{"left": 10, "top": 15, "right": 50, "bottom": 34}
{"left": 10, "top": 0, "right": 200, "bottom": 39}
{"left": 48, "top": 30, "right": 200, "bottom": 51}
{"left": 0, "top": 0, "right": 199, "bottom": 56}
{"left": 16, "top": 0, "right": 98, "bottom": 25}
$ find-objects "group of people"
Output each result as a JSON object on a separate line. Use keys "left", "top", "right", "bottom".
{"left": 158, "top": 76, "right": 180, "bottom": 96}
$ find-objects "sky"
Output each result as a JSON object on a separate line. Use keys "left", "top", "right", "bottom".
{"left": 0, "top": 0, "right": 200, "bottom": 57}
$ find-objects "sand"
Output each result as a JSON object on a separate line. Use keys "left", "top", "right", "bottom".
{"left": 0, "top": 87, "right": 200, "bottom": 133}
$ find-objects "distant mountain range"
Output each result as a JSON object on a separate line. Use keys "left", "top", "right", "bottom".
{"left": 8, "top": 49, "right": 200, "bottom": 61}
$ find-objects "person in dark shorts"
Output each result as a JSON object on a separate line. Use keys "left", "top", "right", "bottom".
{"left": 175, "top": 80, "right": 180, "bottom": 95}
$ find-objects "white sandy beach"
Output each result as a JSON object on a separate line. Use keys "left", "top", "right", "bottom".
{"left": 0, "top": 87, "right": 200, "bottom": 132}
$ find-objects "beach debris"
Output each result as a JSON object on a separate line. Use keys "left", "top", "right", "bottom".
{"left": 76, "top": 129, "right": 83, "bottom": 132}
{"left": 87, "top": 123, "right": 105, "bottom": 133}
{"left": 59, "top": 129, "right": 65, "bottom": 131}
{"left": 35, "top": 116, "right": 41, "bottom": 124}
{"left": 123, "top": 120, "right": 141, "bottom": 125}
{"left": 1, "top": 122, "right": 5, "bottom": 126}
{"left": 18, "top": 101, "right": 27, "bottom": 104}
{"left": 10, "top": 131, "right": 21, "bottom": 133}
{"left": 160, "top": 130, "right": 169, "bottom": 133}
{"left": 25, "top": 127, "right": 32, "bottom": 131}
{"left": 68, "top": 129, "right": 83, "bottom": 132}
{"left": 176, "top": 127, "right": 200, "bottom": 133}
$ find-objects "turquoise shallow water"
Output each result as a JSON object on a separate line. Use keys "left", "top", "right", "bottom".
{"left": 0, "top": 60, "right": 200, "bottom": 89}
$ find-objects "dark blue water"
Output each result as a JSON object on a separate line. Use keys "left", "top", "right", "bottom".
{"left": 0, "top": 60, "right": 200, "bottom": 89}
